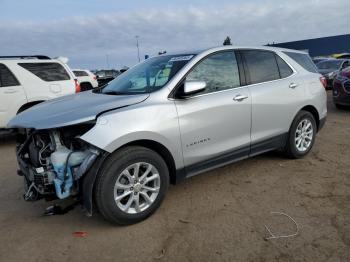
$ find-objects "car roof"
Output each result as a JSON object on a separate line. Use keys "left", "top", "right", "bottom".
{"left": 0, "top": 55, "right": 51, "bottom": 60}
{"left": 164, "top": 45, "right": 308, "bottom": 57}
{"left": 0, "top": 58, "right": 62, "bottom": 63}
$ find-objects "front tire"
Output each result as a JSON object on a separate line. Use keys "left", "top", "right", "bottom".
{"left": 95, "top": 146, "right": 169, "bottom": 225}
{"left": 284, "top": 110, "right": 317, "bottom": 159}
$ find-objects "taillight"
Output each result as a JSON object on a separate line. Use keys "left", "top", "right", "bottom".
{"left": 319, "top": 76, "right": 327, "bottom": 89}
{"left": 74, "top": 79, "right": 81, "bottom": 93}
{"left": 93, "top": 75, "right": 97, "bottom": 80}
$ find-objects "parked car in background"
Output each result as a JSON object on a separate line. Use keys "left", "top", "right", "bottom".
{"left": 95, "top": 69, "right": 120, "bottom": 86}
{"left": 316, "top": 59, "right": 350, "bottom": 89}
{"left": 0, "top": 55, "right": 80, "bottom": 129}
{"left": 333, "top": 67, "right": 350, "bottom": 109}
{"left": 312, "top": 57, "right": 332, "bottom": 65}
{"left": 73, "top": 69, "right": 98, "bottom": 91}
{"left": 9, "top": 46, "right": 327, "bottom": 225}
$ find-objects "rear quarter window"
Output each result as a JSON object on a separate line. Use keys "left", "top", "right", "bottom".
{"left": 275, "top": 55, "right": 294, "bottom": 78}
{"left": 0, "top": 63, "right": 20, "bottom": 87}
{"left": 18, "top": 62, "right": 71, "bottom": 81}
{"left": 283, "top": 52, "right": 318, "bottom": 73}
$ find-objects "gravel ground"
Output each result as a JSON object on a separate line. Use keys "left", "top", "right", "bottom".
{"left": 0, "top": 91, "right": 349, "bottom": 262}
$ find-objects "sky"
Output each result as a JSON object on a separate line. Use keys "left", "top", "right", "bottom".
{"left": 0, "top": 0, "right": 349, "bottom": 69}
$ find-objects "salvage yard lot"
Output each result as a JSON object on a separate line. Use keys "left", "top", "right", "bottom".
{"left": 0, "top": 92, "right": 349, "bottom": 262}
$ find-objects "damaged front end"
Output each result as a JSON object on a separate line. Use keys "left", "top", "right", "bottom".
{"left": 16, "top": 124, "right": 105, "bottom": 215}
{"left": 7, "top": 91, "right": 150, "bottom": 217}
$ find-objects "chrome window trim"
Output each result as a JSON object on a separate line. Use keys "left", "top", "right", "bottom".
{"left": 169, "top": 84, "right": 248, "bottom": 100}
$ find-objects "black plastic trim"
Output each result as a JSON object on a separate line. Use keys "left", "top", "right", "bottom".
{"left": 235, "top": 51, "right": 247, "bottom": 86}
{"left": 175, "top": 133, "right": 288, "bottom": 181}
{"left": 250, "top": 133, "right": 288, "bottom": 157}
{"left": 318, "top": 117, "right": 326, "bottom": 132}
{"left": 81, "top": 152, "right": 109, "bottom": 216}
{"left": 186, "top": 145, "right": 250, "bottom": 178}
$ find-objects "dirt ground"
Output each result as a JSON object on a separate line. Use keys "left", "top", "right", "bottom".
{"left": 0, "top": 91, "right": 349, "bottom": 262}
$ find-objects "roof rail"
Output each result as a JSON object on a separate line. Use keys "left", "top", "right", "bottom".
{"left": 0, "top": 55, "right": 51, "bottom": 60}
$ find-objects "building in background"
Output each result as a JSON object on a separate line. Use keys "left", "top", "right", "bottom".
{"left": 268, "top": 34, "right": 350, "bottom": 58}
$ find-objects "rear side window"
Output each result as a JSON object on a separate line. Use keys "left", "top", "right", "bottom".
{"left": 0, "top": 63, "right": 20, "bottom": 87}
{"left": 275, "top": 55, "right": 293, "bottom": 78}
{"left": 283, "top": 52, "right": 318, "bottom": 73}
{"left": 73, "top": 70, "right": 89, "bottom": 77}
{"left": 242, "top": 50, "right": 280, "bottom": 84}
{"left": 18, "top": 62, "right": 71, "bottom": 81}
{"left": 185, "top": 51, "right": 240, "bottom": 95}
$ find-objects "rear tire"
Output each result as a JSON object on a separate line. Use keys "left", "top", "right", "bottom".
{"left": 95, "top": 146, "right": 169, "bottom": 225}
{"left": 284, "top": 110, "right": 317, "bottom": 159}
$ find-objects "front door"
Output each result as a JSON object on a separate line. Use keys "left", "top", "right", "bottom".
{"left": 174, "top": 51, "right": 251, "bottom": 174}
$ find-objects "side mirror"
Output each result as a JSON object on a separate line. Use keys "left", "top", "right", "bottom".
{"left": 183, "top": 80, "right": 206, "bottom": 96}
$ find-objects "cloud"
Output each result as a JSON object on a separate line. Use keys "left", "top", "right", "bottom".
{"left": 0, "top": 0, "right": 349, "bottom": 69}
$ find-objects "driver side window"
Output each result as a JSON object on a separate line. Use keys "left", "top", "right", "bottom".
{"left": 185, "top": 51, "right": 240, "bottom": 96}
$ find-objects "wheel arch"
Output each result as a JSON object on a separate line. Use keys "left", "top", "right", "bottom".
{"left": 299, "top": 105, "right": 320, "bottom": 131}
{"left": 81, "top": 138, "right": 179, "bottom": 216}
{"left": 119, "top": 139, "right": 177, "bottom": 184}
{"left": 17, "top": 100, "right": 44, "bottom": 114}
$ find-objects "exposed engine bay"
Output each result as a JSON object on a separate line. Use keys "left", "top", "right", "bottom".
{"left": 16, "top": 124, "right": 102, "bottom": 210}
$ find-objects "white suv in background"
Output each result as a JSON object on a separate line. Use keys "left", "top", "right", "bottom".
{"left": 73, "top": 69, "right": 98, "bottom": 91}
{"left": 0, "top": 55, "right": 80, "bottom": 128}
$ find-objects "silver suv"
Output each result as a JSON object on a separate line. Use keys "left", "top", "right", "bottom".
{"left": 9, "top": 46, "right": 327, "bottom": 225}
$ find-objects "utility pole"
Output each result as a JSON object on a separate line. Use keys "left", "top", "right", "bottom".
{"left": 135, "top": 35, "right": 140, "bottom": 62}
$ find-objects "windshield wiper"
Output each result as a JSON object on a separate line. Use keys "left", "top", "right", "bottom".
{"left": 92, "top": 84, "right": 108, "bottom": 93}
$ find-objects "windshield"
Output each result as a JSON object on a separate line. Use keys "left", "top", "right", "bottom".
{"left": 316, "top": 60, "right": 342, "bottom": 70}
{"left": 99, "top": 54, "right": 194, "bottom": 95}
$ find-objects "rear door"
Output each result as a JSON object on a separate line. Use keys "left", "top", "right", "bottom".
{"left": 174, "top": 51, "right": 251, "bottom": 172}
{"left": 0, "top": 63, "right": 27, "bottom": 127}
{"left": 240, "top": 49, "right": 304, "bottom": 154}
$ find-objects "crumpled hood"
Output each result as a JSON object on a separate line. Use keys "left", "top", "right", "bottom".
{"left": 8, "top": 91, "right": 149, "bottom": 129}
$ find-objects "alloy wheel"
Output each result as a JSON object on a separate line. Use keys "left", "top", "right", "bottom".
{"left": 114, "top": 162, "right": 160, "bottom": 214}
{"left": 295, "top": 119, "right": 314, "bottom": 152}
